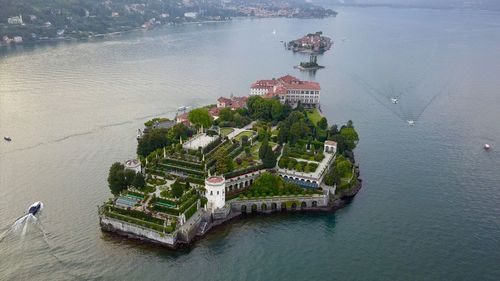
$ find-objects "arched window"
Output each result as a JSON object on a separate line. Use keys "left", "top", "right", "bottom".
{"left": 217, "top": 191, "right": 219, "bottom": 195}
{"left": 210, "top": 191, "right": 213, "bottom": 195}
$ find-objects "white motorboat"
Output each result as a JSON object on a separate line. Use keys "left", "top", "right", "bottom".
{"left": 28, "top": 201, "right": 43, "bottom": 216}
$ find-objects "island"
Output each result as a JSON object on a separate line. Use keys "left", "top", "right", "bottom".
{"left": 294, "top": 54, "right": 325, "bottom": 71}
{"left": 98, "top": 75, "right": 361, "bottom": 249}
{"left": 287, "top": 31, "right": 333, "bottom": 54}
{"left": 1, "top": 0, "right": 336, "bottom": 46}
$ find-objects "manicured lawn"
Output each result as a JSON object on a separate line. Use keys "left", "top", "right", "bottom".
{"left": 234, "top": 130, "right": 254, "bottom": 141}
{"left": 220, "top": 127, "right": 234, "bottom": 137}
{"left": 306, "top": 109, "right": 322, "bottom": 126}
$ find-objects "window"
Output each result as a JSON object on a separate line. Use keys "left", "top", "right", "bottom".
{"left": 210, "top": 191, "right": 213, "bottom": 195}
{"left": 217, "top": 191, "right": 219, "bottom": 195}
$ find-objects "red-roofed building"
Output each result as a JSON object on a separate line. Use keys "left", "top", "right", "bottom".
{"left": 217, "top": 96, "right": 248, "bottom": 110}
{"left": 208, "top": 106, "right": 220, "bottom": 119}
{"left": 250, "top": 75, "right": 321, "bottom": 106}
{"left": 175, "top": 112, "right": 190, "bottom": 125}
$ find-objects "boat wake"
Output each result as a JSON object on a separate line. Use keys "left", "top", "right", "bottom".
{"left": 345, "top": 71, "right": 452, "bottom": 126}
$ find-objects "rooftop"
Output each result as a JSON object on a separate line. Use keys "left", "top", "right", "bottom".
{"left": 206, "top": 176, "right": 225, "bottom": 184}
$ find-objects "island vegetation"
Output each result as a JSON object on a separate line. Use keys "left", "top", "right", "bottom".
{"left": 99, "top": 91, "right": 360, "bottom": 248}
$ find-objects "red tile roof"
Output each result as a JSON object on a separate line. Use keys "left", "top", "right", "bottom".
{"left": 251, "top": 75, "right": 321, "bottom": 92}
{"left": 278, "top": 74, "right": 300, "bottom": 84}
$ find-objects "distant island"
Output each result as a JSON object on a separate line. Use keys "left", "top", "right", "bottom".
{"left": 0, "top": 0, "right": 336, "bottom": 46}
{"left": 287, "top": 31, "right": 333, "bottom": 54}
{"left": 99, "top": 75, "right": 361, "bottom": 249}
{"left": 294, "top": 54, "right": 325, "bottom": 71}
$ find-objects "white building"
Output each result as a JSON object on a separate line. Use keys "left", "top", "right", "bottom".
{"left": 124, "top": 159, "right": 141, "bottom": 173}
{"left": 324, "top": 140, "right": 337, "bottom": 154}
{"left": 8, "top": 15, "right": 23, "bottom": 25}
{"left": 184, "top": 12, "right": 198, "bottom": 19}
{"left": 205, "top": 176, "right": 226, "bottom": 211}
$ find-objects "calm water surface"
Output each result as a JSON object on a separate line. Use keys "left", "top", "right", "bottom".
{"left": 1, "top": 7, "right": 500, "bottom": 281}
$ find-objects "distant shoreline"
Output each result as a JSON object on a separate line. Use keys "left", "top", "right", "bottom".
{"left": 0, "top": 15, "right": 336, "bottom": 49}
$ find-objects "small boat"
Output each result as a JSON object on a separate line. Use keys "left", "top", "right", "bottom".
{"left": 391, "top": 98, "right": 399, "bottom": 104}
{"left": 178, "top": 106, "right": 187, "bottom": 111}
{"left": 4, "top": 136, "right": 11, "bottom": 141}
{"left": 28, "top": 201, "right": 43, "bottom": 216}
{"left": 407, "top": 120, "right": 415, "bottom": 126}
{"left": 484, "top": 144, "right": 491, "bottom": 150}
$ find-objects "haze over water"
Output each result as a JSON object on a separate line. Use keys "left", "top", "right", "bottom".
{"left": 1, "top": 7, "right": 500, "bottom": 280}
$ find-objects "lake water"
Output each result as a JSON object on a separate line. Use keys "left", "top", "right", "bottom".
{"left": 1, "top": 7, "right": 500, "bottom": 281}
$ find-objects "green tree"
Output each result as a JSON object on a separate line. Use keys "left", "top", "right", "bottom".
{"left": 263, "top": 146, "right": 277, "bottom": 168}
{"left": 318, "top": 117, "right": 328, "bottom": 130}
{"left": 218, "top": 107, "right": 234, "bottom": 122}
{"left": 277, "top": 127, "right": 288, "bottom": 144}
{"left": 289, "top": 120, "right": 310, "bottom": 143}
{"left": 137, "top": 128, "right": 169, "bottom": 157}
{"left": 270, "top": 100, "right": 284, "bottom": 120}
{"left": 335, "top": 158, "right": 352, "bottom": 178}
{"left": 132, "top": 173, "right": 146, "bottom": 190}
{"left": 123, "top": 169, "right": 136, "bottom": 187}
{"left": 171, "top": 180, "right": 184, "bottom": 198}
{"left": 188, "top": 108, "right": 213, "bottom": 128}
{"left": 259, "top": 137, "right": 276, "bottom": 168}
{"left": 259, "top": 137, "right": 269, "bottom": 159}
{"left": 214, "top": 148, "right": 232, "bottom": 175}
{"left": 107, "top": 162, "right": 126, "bottom": 195}
{"left": 339, "top": 126, "right": 359, "bottom": 151}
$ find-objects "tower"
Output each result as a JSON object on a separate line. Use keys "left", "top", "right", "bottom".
{"left": 205, "top": 176, "right": 226, "bottom": 211}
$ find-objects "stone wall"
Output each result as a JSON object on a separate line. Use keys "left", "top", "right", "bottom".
{"left": 230, "top": 192, "right": 329, "bottom": 214}
{"left": 100, "top": 216, "right": 177, "bottom": 247}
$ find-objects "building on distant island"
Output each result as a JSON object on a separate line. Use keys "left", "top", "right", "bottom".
{"left": 250, "top": 75, "right": 321, "bottom": 106}
{"left": 287, "top": 31, "right": 333, "bottom": 54}
{"left": 184, "top": 12, "right": 198, "bottom": 19}
{"left": 7, "top": 15, "right": 23, "bottom": 25}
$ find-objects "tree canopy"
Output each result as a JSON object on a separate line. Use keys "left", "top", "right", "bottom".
{"left": 246, "top": 96, "right": 289, "bottom": 122}
{"left": 188, "top": 108, "right": 212, "bottom": 128}
{"left": 107, "top": 163, "right": 128, "bottom": 195}
{"left": 171, "top": 180, "right": 184, "bottom": 198}
{"left": 137, "top": 128, "right": 169, "bottom": 157}
{"left": 214, "top": 147, "right": 233, "bottom": 175}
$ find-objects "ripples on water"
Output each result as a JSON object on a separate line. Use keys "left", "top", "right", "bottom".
{"left": 1, "top": 7, "right": 500, "bottom": 281}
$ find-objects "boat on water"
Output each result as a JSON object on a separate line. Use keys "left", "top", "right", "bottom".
{"left": 4, "top": 136, "right": 11, "bottom": 141}
{"left": 28, "top": 201, "right": 43, "bottom": 216}
{"left": 178, "top": 106, "right": 190, "bottom": 112}
{"left": 391, "top": 97, "right": 399, "bottom": 104}
{"left": 484, "top": 144, "right": 491, "bottom": 150}
{"left": 407, "top": 120, "right": 415, "bottom": 126}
